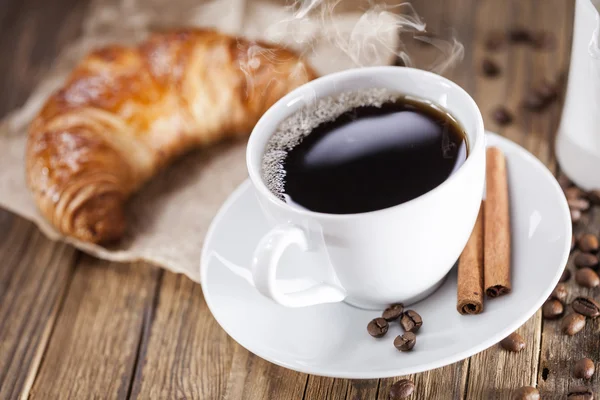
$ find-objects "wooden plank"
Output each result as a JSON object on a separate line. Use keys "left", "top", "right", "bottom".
{"left": 538, "top": 208, "right": 600, "bottom": 397}
{"left": 378, "top": 363, "right": 469, "bottom": 400}
{"left": 28, "top": 257, "right": 159, "bottom": 399}
{"left": 0, "top": 0, "right": 90, "bottom": 396}
{"left": 0, "top": 219, "right": 77, "bottom": 399}
{"left": 303, "top": 376, "right": 349, "bottom": 400}
{"left": 538, "top": 3, "right": 592, "bottom": 391}
{"left": 523, "top": 0, "right": 573, "bottom": 170}
{"left": 465, "top": 0, "right": 548, "bottom": 398}
{"left": 130, "top": 271, "right": 309, "bottom": 399}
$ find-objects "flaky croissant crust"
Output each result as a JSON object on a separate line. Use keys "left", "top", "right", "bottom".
{"left": 26, "top": 29, "right": 317, "bottom": 243}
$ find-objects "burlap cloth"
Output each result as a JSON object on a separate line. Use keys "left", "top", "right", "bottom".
{"left": 0, "top": 0, "right": 431, "bottom": 282}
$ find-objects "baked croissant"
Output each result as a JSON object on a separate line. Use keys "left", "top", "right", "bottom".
{"left": 26, "top": 29, "right": 317, "bottom": 244}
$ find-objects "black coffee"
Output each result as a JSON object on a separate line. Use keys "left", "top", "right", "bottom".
{"left": 262, "top": 89, "right": 468, "bottom": 214}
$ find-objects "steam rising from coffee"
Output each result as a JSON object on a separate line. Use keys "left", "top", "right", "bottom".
{"left": 238, "top": 0, "right": 464, "bottom": 95}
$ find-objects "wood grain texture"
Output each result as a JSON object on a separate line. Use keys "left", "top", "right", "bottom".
{"left": 130, "top": 271, "right": 309, "bottom": 400}
{"left": 303, "top": 376, "right": 349, "bottom": 400}
{"left": 28, "top": 258, "right": 159, "bottom": 399}
{"left": 0, "top": 219, "right": 77, "bottom": 399}
{"left": 538, "top": 205, "right": 599, "bottom": 397}
{"left": 378, "top": 363, "right": 469, "bottom": 400}
{"left": 0, "top": 0, "right": 88, "bottom": 397}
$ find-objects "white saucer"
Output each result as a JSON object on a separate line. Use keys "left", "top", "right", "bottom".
{"left": 199, "top": 132, "right": 571, "bottom": 379}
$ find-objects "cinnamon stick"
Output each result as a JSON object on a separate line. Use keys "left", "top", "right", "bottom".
{"left": 457, "top": 202, "right": 484, "bottom": 314}
{"left": 484, "top": 147, "right": 511, "bottom": 297}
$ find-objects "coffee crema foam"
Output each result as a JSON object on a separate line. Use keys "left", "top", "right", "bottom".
{"left": 262, "top": 88, "right": 399, "bottom": 199}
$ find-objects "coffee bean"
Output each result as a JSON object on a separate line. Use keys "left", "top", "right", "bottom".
{"left": 574, "top": 358, "right": 595, "bottom": 379}
{"left": 394, "top": 332, "right": 416, "bottom": 352}
{"left": 562, "top": 313, "right": 586, "bottom": 336}
{"left": 400, "top": 310, "right": 422, "bottom": 333}
{"left": 588, "top": 189, "right": 600, "bottom": 205}
{"left": 382, "top": 304, "right": 404, "bottom": 321}
{"left": 512, "top": 386, "right": 540, "bottom": 400}
{"left": 565, "top": 186, "right": 585, "bottom": 200}
{"left": 485, "top": 31, "right": 505, "bottom": 51}
{"left": 367, "top": 317, "right": 389, "bottom": 338}
{"left": 567, "top": 386, "right": 593, "bottom": 400}
{"left": 500, "top": 332, "right": 525, "bottom": 352}
{"left": 523, "top": 90, "right": 547, "bottom": 111}
{"left": 578, "top": 234, "right": 599, "bottom": 253}
{"left": 537, "top": 80, "right": 559, "bottom": 102}
{"left": 542, "top": 299, "right": 564, "bottom": 319}
{"left": 569, "top": 198, "right": 591, "bottom": 211}
{"left": 572, "top": 236, "right": 577, "bottom": 252}
{"left": 571, "top": 209, "right": 582, "bottom": 224}
{"left": 572, "top": 296, "right": 600, "bottom": 318}
{"left": 389, "top": 379, "right": 415, "bottom": 399}
{"left": 574, "top": 253, "right": 598, "bottom": 269}
{"left": 482, "top": 58, "right": 501, "bottom": 77}
{"left": 509, "top": 27, "right": 532, "bottom": 43}
{"left": 550, "top": 283, "right": 568, "bottom": 303}
{"left": 492, "top": 106, "right": 513, "bottom": 125}
{"left": 576, "top": 268, "right": 600, "bottom": 288}
{"left": 561, "top": 268, "right": 572, "bottom": 282}
{"left": 532, "top": 31, "right": 556, "bottom": 51}
{"left": 558, "top": 173, "right": 573, "bottom": 190}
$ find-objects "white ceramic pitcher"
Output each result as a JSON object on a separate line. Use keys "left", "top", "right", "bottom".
{"left": 556, "top": 0, "right": 600, "bottom": 190}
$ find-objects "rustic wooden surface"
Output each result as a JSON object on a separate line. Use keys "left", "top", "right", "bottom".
{"left": 0, "top": 0, "right": 591, "bottom": 399}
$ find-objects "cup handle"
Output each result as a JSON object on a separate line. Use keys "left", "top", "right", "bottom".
{"left": 251, "top": 224, "right": 346, "bottom": 307}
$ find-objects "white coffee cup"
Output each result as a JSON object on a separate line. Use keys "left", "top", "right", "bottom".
{"left": 247, "top": 66, "right": 485, "bottom": 310}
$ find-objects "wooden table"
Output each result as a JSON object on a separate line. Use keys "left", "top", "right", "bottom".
{"left": 2, "top": 0, "right": 596, "bottom": 398}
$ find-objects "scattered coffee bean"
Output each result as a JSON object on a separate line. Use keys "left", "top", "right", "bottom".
{"left": 389, "top": 379, "right": 415, "bottom": 399}
{"left": 509, "top": 27, "right": 532, "bottom": 43}
{"left": 382, "top": 304, "right": 404, "bottom": 321}
{"left": 571, "top": 209, "right": 582, "bottom": 224}
{"left": 574, "top": 253, "right": 598, "bottom": 269}
{"left": 574, "top": 358, "right": 595, "bottom": 380}
{"left": 550, "top": 283, "right": 568, "bottom": 303}
{"left": 542, "top": 299, "right": 564, "bottom": 319}
{"left": 367, "top": 317, "right": 389, "bottom": 338}
{"left": 567, "top": 386, "right": 593, "bottom": 400}
{"left": 485, "top": 31, "right": 505, "bottom": 51}
{"left": 532, "top": 31, "right": 556, "bottom": 51}
{"left": 572, "top": 296, "right": 600, "bottom": 318}
{"left": 512, "top": 386, "right": 540, "bottom": 400}
{"left": 394, "top": 332, "right": 416, "bottom": 352}
{"left": 578, "top": 234, "right": 599, "bottom": 253}
{"left": 537, "top": 80, "right": 559, "bottom": 103}
{"left": 565, "top": 186, "right": 585, "bottom": 200}
{"left": 492, "top": 106, "right": 513, "bottom": 125}
{"left": 572, "top": 236, "right": 577, "bottom": 252}
{"left": 561, "top": 268, "right": 572, "bottom": 282}
{"left": 562, "top": 313, "right": 586, "bottom": 336}
{"left": 558, "top": 173, "right": 573, "bottom": 190}
{"left": 588, "top": 189, "right": 600, "bottom": 205}
{"left": 500, "top": 332, "right": 525, "bottom": 352}
{"left": 569, "top": 198, "right": 591, "bottom": 211}
{"left": 482, "top": 58, "right": 501, "bottom": 77}
{"left": 576, "top": 268, "right": 600, "bottom": 288}
{"left": 400, "top": 310, "right": 422, "bottom": 333}
{"left": 523, "top": 90, "right": 547, "bottom": 111}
